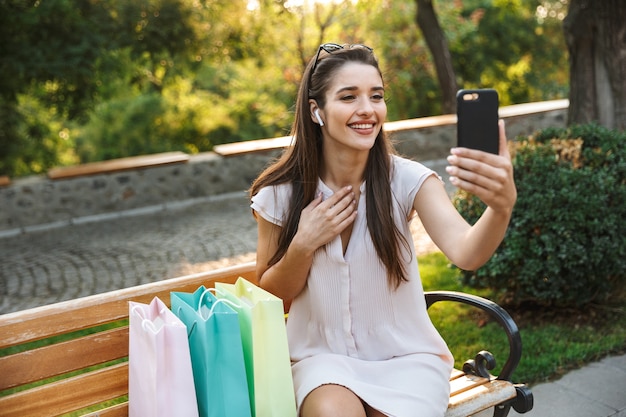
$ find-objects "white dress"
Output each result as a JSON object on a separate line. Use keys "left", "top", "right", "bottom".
{"left": 251, "top": 155, "right": 454, "bottom": 417}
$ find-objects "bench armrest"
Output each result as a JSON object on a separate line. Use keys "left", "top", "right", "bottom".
{"left": 424, "top": 290, "right": 521, "bottom": 382}
{"left": 425, "top": 291, "right": 533, "bottom": 416}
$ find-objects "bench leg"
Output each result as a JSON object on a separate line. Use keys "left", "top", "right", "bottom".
{"left": 491, "top": 384, "right": 534, "bottom": 417}
{"left": 493, "top": 404, "right": 512, "bottom": 417}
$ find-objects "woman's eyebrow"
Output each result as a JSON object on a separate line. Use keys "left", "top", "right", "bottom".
{"left": 334, "top": 85, "right": 385, "bottom": 94}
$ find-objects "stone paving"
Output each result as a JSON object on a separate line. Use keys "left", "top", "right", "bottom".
{"left": 0, "top": 192, "right": 250, "bottom": 314}
{"left": 0, "top": 190, "right": 439, "bottom": 315}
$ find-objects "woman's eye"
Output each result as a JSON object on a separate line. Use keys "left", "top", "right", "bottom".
{"left": 372, "top": 94, "right": 384, "bottom": 101}
{"left": 340, "top": 95, "right": 356, "bottom": 101}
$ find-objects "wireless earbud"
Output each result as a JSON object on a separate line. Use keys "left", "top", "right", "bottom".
{"left": 314, "top": 109, "right": 324, "bottom": 126}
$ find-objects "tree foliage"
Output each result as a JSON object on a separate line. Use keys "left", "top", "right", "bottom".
{"left": 1, "top": 0, "right": 571, "bottom": 177}
{"left": 453, "top": 123, "right": 626, "bottom": 307}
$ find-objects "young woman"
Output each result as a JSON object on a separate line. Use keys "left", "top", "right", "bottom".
{"left": 249, "top": 43, "right": 517, "bottom": 417}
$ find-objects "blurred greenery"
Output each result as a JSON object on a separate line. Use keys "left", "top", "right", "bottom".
{"left": 1, "top": 0, "right": 570, "bottom": 177}
{"left": 453, "top": 123, "right": 626, "bottom": 308}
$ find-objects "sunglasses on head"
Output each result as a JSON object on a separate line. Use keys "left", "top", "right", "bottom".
{"left": 308, "top": 43, "right": 374, "bottom": 87}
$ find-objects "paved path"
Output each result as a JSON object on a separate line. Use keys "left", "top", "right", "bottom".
{"left": 0, "top": 190, "right": 440, "bottom": 315}
{"left": 0, "top": 192, "right": 257, "bottom": 314}
{"left": 0, "top": 159, "right": 449, "bottom": 315}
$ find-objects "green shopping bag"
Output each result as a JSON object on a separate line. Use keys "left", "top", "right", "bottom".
{"left": 215, "top": 278, "right": 297, "bottom": 417}
{"left": 171, "top": 286, "right": 251, "bottom": 417}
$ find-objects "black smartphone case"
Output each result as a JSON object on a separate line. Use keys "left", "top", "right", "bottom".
{"left": 456, "top": 89, "right": 499, "bottom": 154}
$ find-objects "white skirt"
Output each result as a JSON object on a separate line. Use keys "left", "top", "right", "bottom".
{"left": 292, "top": 352, "right": 451, "bottom": 417}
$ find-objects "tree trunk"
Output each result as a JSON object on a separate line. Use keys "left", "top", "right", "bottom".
{"left": 563, "top": 0, "right": 626, "bottom": 130}
{"left": 415, "top": 0, "right": 458, "bottom": 114}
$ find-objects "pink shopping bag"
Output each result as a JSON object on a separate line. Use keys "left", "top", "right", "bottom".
{"left": 129, "top": 297, "right": 199, "bottom": 417}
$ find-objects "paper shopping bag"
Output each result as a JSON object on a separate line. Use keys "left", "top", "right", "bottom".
{"left": 171, "top": 286, "right": 251, "bottom": 417}
{"left": 128, "top": 297, "right": 199, "bottom": 417}
{"left": 215, "top": 278, "right": 297, "bottom": 417}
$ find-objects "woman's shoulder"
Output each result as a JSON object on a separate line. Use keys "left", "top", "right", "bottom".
{"left": 253, "top": 181, "right": 292, "bottom": 197}
{"left": 252, "top": 182, "right": 293, "bottom": 208}
{"left": 390, "top": 155, "right": 441, "bottom": 202}
{"left": 390, "top": 154, "right": 433, "bottom": 177}
{"left": 250, "top": 182, "right": 293, "bottom": 226}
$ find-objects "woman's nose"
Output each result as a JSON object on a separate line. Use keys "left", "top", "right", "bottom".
{"left": 357, "top": 97, "right": 374, "bottom": 115}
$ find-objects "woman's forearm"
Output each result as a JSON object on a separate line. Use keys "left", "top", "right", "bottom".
{"left": 453, "top": 206, "right": 512, "bottom": 271}
{"left": 258, "top": 234, "right": 316, "bottom": 301}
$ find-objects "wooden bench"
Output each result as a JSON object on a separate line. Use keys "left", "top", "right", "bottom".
{"left": 0, "top": 262, "right": 533, "bottom": 417}
{"left": 47, "top": 152, "right": 190, "bottom": 180}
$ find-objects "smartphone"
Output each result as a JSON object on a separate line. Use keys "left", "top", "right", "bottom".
{"left": 456, "top": 89, "right": 499, "bottom": 154}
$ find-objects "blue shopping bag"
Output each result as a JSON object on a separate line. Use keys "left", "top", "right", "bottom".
{"left": 171, "top": 286, "right": 251, "bottom": 417}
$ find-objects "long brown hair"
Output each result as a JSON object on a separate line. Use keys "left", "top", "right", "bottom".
{"left": 250, "top": 45, "right": 410, "bottom": 288}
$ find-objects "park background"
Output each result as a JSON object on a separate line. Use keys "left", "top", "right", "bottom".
{"left": 1, "top": 0, "right": 579, "bottom": 178}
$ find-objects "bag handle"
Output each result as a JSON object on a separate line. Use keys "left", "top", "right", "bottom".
{"left": 175, "top": 305, "right": 198, "bottom": 338}
{"left": 198, "top": 287, "right": 242, "bottom": 320}
{"left": 197, "top": 287, "right": 217, "bottom": 312}
{"left": 175, "top": 288, "right": 242, "bottom": 337}
{"left": 211, "top": 286, "right": 244, "bottom": 306}
{"left": 131, "top": 304, "right": 168, "bottom": 334}
{"left": 170, "top": 289, "right": 216, "bottom": 336}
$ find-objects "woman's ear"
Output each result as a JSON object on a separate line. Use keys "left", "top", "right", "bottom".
{"left": 309, "top": 100, "right": 324, "bottom": 126}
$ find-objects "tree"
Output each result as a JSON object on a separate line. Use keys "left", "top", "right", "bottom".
{"left": 0, "top": 0, "right": 116, "bottom": 176}
{"left": 563, "top": 0, "right": 626, "bottom": 130}
{"left": 415, "top": 0, "right": 457, "bottom": 114}
{"left": 2, "top": 0, "right": 574, "bottom": 177}
{"left": 0, "top": 0, "right": 214, "bottom": 176}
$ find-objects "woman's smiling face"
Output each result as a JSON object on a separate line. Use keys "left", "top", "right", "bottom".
{"left": 314, "top": 62, "right": 387, "bottom": 153}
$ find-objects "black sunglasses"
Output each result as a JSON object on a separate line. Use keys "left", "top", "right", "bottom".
{"left": 308, "top": 43, "right": 374, "bottom": 88}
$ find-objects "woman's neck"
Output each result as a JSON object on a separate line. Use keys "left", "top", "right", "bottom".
{"left": 320, "top": 149, "right": 367, "bottom": 191}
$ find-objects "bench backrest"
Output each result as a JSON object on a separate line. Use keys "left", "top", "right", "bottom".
{"left": 0, "top": 262, "right": 258, "bottom": 417}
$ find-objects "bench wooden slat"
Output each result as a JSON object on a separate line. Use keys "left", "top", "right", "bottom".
{"left": 0, "top": 369, "right": 508, "bottom": 417}
{"left": 449, "top": 368, "right": 466, "bottom": 380}
{"left": 0, "top": 327, "right": 128, "bottom": 390}
{"left": 449, "top": 373, "right": 491, "bottom": 396}
{"left": 0, "top": 363, "right": 128, "bottom": 417}
{"left": 0, "top": 263, "right": 257, "bottom": 348}
{"left": 83, "top": 402, "right": 129, "bottom": 417}
{"left": 445, "top": 379, "right": 516, "bottom": 417}
{"left": 47, "top": 151, "right": 190, "bottom": 179}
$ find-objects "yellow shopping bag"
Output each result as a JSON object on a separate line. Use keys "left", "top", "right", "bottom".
{"left": 215, "top": 278, "right": 297, "bottom": 417}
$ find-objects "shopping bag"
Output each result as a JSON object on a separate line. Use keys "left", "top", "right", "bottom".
{"left": 171, "top": 286, "right": 252, "bottom": 417}
{"left": 128, "top": 297, "right": 199, "bottom": 417}
{"left": 215, "top": 278, "right": 297, "bottom": 417}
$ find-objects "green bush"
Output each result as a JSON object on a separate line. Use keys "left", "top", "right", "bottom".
{"left": 453, "top": 123, "right": 626, "bottom": 307}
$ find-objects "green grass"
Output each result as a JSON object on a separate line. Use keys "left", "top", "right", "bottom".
{"left": 419, "top": 251, "right": 626, "bottom": 385}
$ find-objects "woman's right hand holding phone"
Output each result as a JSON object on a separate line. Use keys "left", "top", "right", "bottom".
{"left": 446, "top": 119, "right": 517, "bottom": 215}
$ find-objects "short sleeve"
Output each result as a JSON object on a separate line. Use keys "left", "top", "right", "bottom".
{"left": 390, "top": 155, "right": 441, "bottom": 215}
{"left": 250, "top": 183, "right": 292, "bottom": 227}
